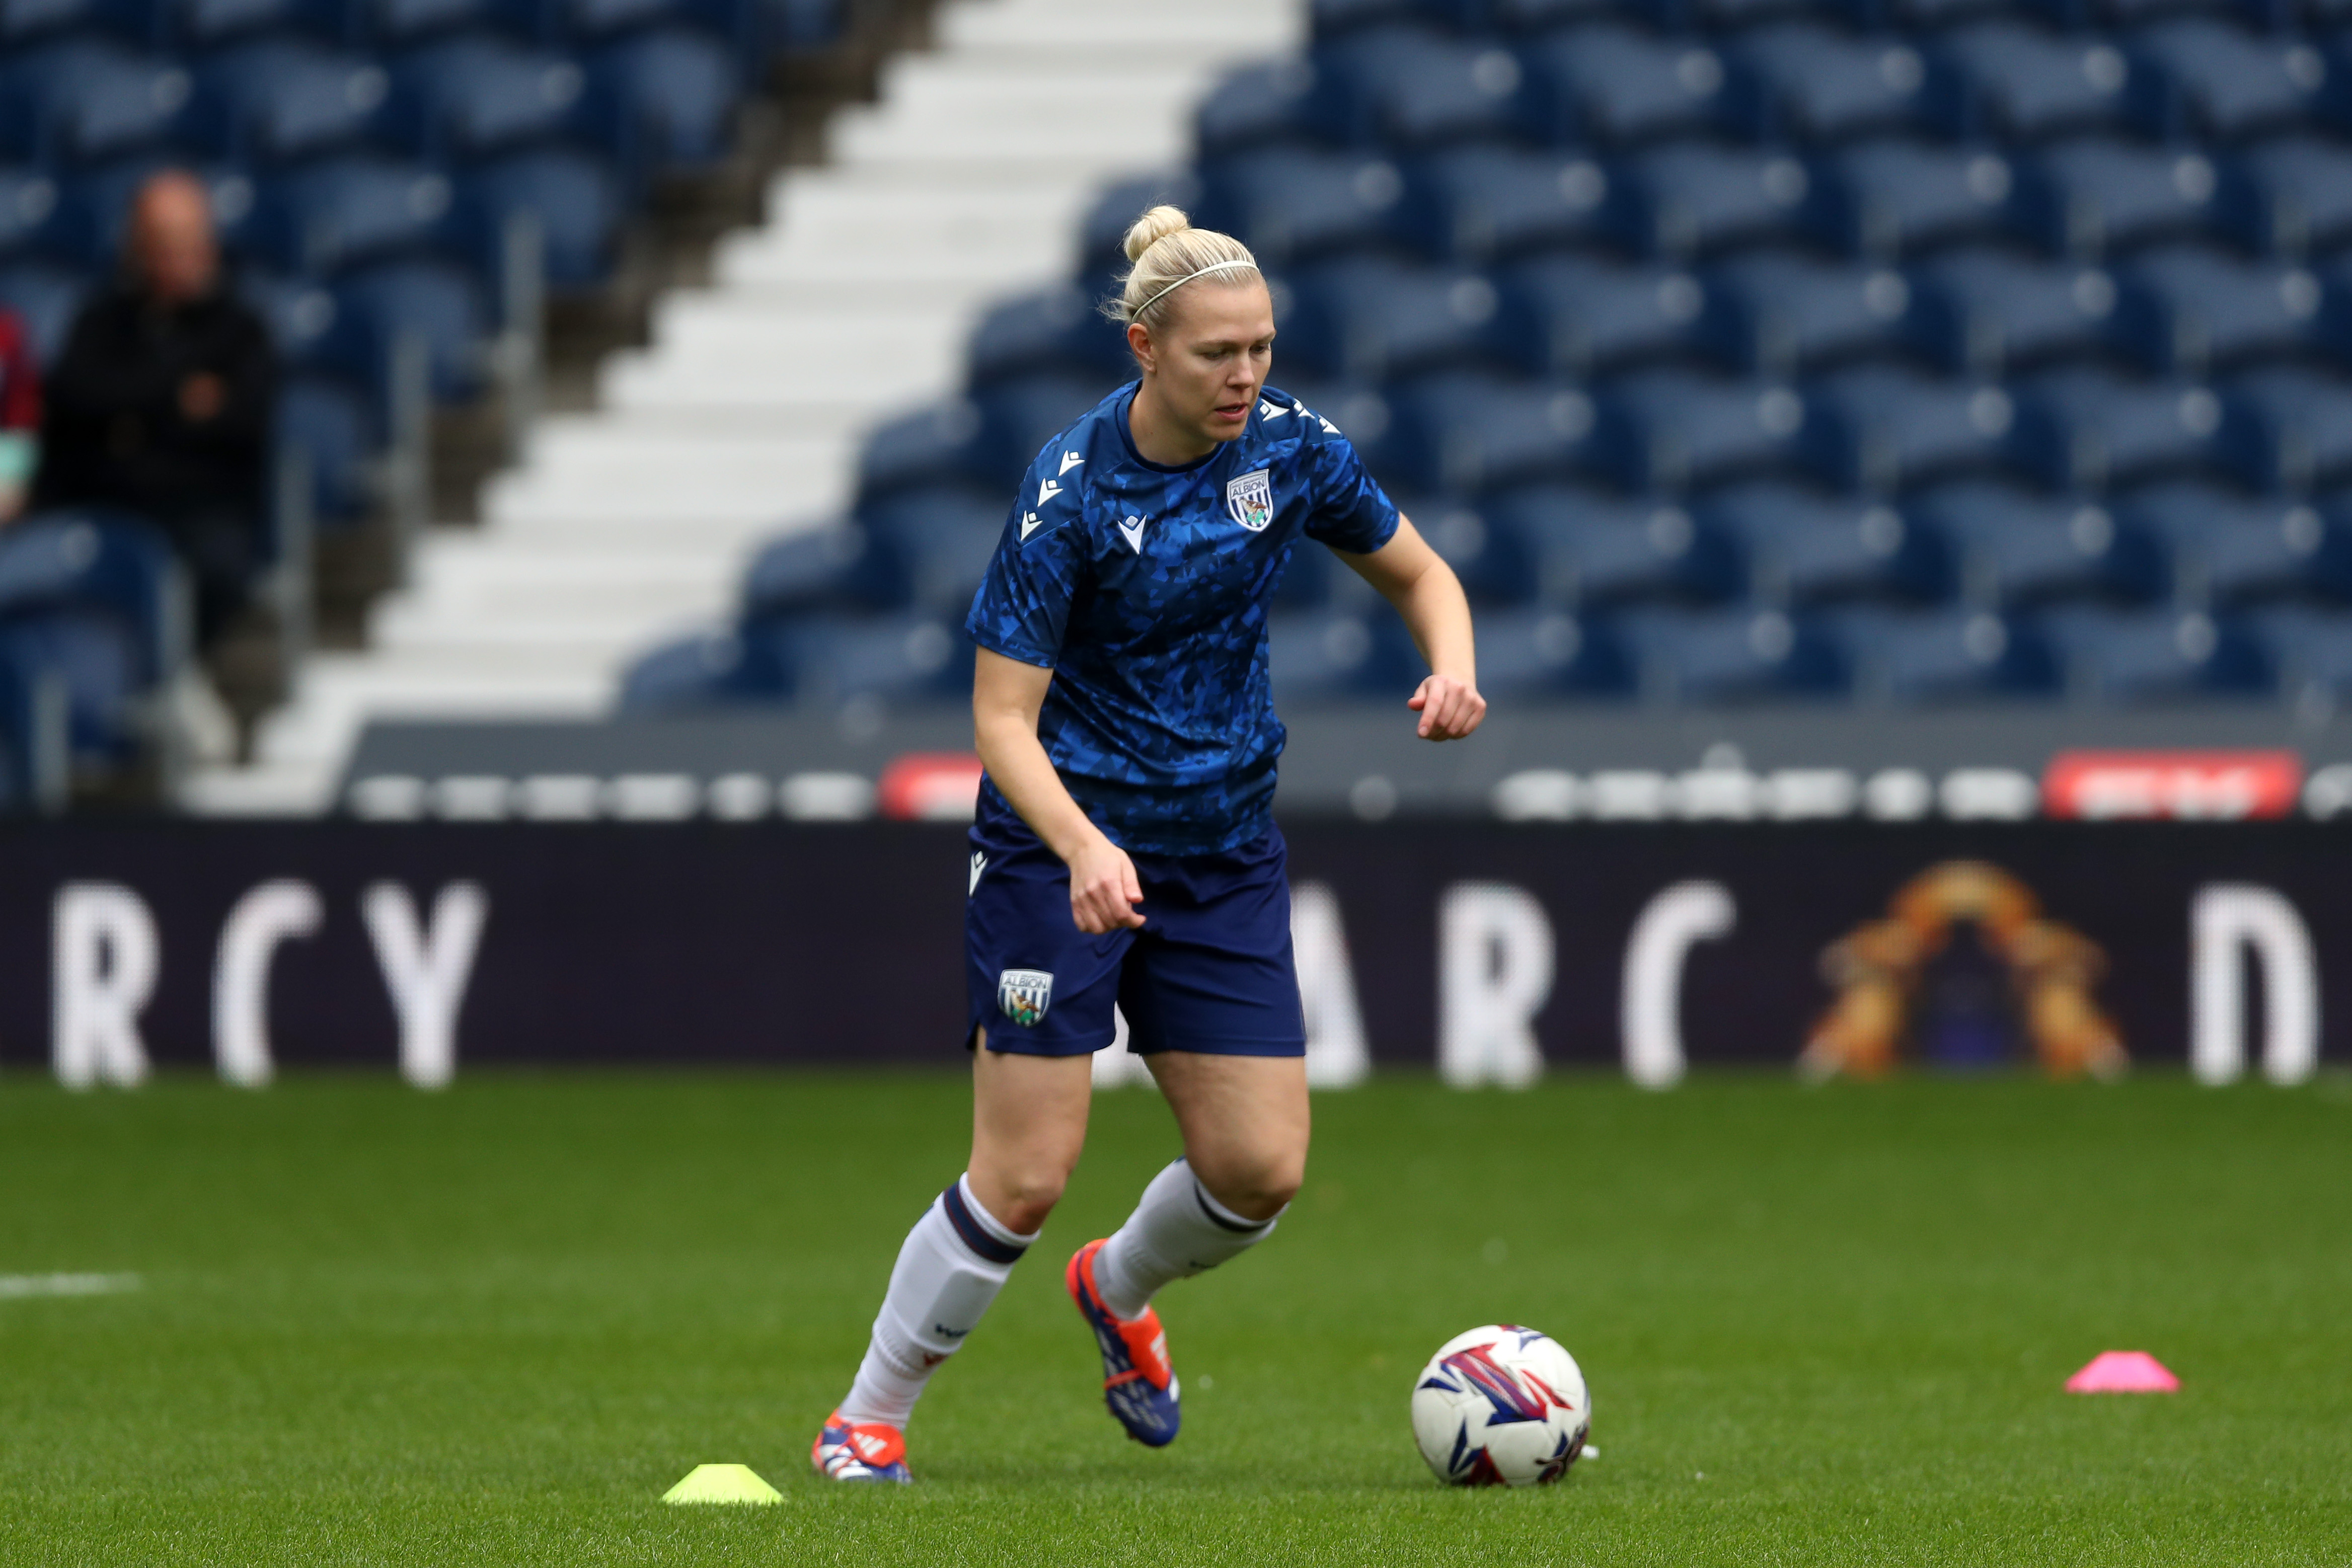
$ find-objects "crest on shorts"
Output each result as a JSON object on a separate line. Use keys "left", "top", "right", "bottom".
{"left": 998, "top": 968, "right": 1054, "bottom": 1028}
{"left": 1225, "top": 468, "right": 1274, "bottom": 532}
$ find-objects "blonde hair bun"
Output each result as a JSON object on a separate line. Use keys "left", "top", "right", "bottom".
{"left": 1121, "top": 204, "right": 1193, "bottom": 262}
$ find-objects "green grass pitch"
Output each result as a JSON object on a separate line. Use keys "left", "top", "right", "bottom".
{"left": 2, "top": 1070, "right": 2347, "bottom": 1566}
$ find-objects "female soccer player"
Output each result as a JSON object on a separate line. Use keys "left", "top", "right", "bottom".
{"left": 813, "top": 207, "right": 1486, "bottom": 1482}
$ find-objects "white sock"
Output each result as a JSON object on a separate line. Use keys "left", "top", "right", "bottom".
{"left": 1092, "top": 1158, "right": 1283, "bottom": 1321}
{"left": 837, "top": 1174, "right": 1036, "bottom": 1429}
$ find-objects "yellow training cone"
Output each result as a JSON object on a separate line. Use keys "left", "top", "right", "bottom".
{"left": 663, "top": 1463, "right": 784, "bottom": 1505}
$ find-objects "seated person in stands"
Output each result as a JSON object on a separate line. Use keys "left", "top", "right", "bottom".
{"left": 36, "top": 171, "right": 277, "bottom": 646}
{"left": 0, "top": 305, "right": 36, "bottom": 522}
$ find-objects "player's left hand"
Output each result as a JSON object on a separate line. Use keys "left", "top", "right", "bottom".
{"left": 1408, "top": 674, "right": 1485, "bottom": 741}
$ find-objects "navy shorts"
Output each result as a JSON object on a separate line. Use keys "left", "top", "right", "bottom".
{"left": 964, "top": 791, "right": 1306, "bottom": 1059}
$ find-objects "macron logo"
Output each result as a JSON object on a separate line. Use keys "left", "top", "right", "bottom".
{"left": 969, "top": 852, "right": 988, "bottom": 894}
{"left": 1059, "top": 450, "right": 1086, "bottom": 476}
{"left": 1258, "top": 399, "right": 1286, "bottom": 420}
{"left": 1117, "top": 515, "right": 1148, "bottom": 554}
{"left": 1037, "top": 477, "right": 1064, "bottom": 506}
{"left": 1019, "top": 512, "right": 1042, "bottom": 540}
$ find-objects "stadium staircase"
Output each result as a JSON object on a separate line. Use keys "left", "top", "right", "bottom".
{"left": 188, "top": 0, "right": 1300, "bottom": 811}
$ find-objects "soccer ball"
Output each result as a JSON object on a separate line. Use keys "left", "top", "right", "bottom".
{"left": 1410, "top": 1324, "right": 1590, "bottom": 1487}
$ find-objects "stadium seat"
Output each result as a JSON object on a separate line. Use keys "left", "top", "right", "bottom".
{"left": 2108, "top": 246, "right": 2323, "bottom": 376}
{"left": 1462, "top": 602, "right": 1637, "bottom": 697}
{"left": 275, "top": 372, "right": 381, "bottom": 522}
{"left": 1311, "top": 29, "right": 1529, "bottom": 154}
{"left": 856, "top": 398, "right": 984, "bottom": 502}
{"left": 738, "top": 524, "right": 907, "bottom": 621}
{"left": 382, "top": 34, "right": 587, "bottom": 165}
{"left": 0, "top": 167, "right": 60, "bottom": 260}
{"left": 1266, "top": 607, "right": 1423, "bottom": 703}
{"left": 1489, "top": 253, "right": 1711, "bottom": 377}
{"left": 1851, "top": 0, "right": 2038, "bottom": 31}
{"left": 0, "top": 509, "right": 188, "bottom": 766}
{"left": 1488, "top": 0, "right": 1643, "bottom": 31}
{"left": 2119, "top": 483, "right": 2352, "bottom": 604}
{"left": 2216, "top": 365, "right": 2352, "bottom": 492}
{"left": 1695, "top": 252, "right": 1916, "bottom": 376}
{"left": 2011, "top": 140, "right": 2228, "bottom": 260}
{"left": 1278, "top": 257, "right": 1508, "bottom": 382}
{"left": 359, "top": 0, "right": 534, "bottom": 49}
{"left": 325, "top": 257, "right": 490, "bottom": 401}
{"left": 1194, "top": 58, "right": 1326, "bottom": 162}
{"left": 1910, "top": 482, "right": 2170, "bottom": 606}
{"left": 1800, "top": 364, "right": 2026, "bottom": 492}
{"left": 623, "top": 610, "right": 973, "bottom": 713}
{"left": 1622, "top": 604, "right": 1851, "bottom": 703}
{"left": 2245, "top": 601, "right": 2352, "bottom": 704}
{"left": 1396, "top": 146, "right": 1615, "bottom": 266}
{"left": 0, "top": 635, "right": 67, "bottom": 812}
{"left": 1376, "top": 371, "right": 1599, "bottom": 494}
{"left": 1926, "top": 25, "right": 2139, "bottom": 145}
{"left": 1905, "top": 250, "right": 2124, "bottom": 377}
{"left": 1403, "top": 495, "right": 1534, "bottom": 606}
{"left": 2008, "top": 366, "right": 2234, "bottom": 490}
{"left": 0, "top": 258, "right": 83, "bottom": 365}
{"left": 2216, "top": 137, "right": 2352, "bottom": 260}
{"left": 2037, "top": 604, "right": 2272, "bottom": 701}
{"left": 580, "top": 27, "right": 739, "bottom": 172}
{"left": 2033, "top": 0, "right": 2253, "bottom": 27}
{"left": 449, "top": 147, "right": 620, "bottom": 289}
{"left": 2128, "top": 20, "right": 2325, "bottom": 144}
{"left": 1513, "top": 25, "right": 1739, "bottom": 150}
{"left": 855, "top": 487, "right": 1006, "bottom": 613}
{"left": 1076, "top": 172, "right": 1201, "bottom": 286}
{"left": 187, "top": 38, "right": 392, "bottom": 167}
{"left": 1604, "top": 143, "right": 1817, "bottom": 261}
{"left": 242, "top": 154, "right": 453, "bottom": 276}
{"left": 0, "top": 0, "right": 154, "bottom": 52}
{"left": 1588, "top": 369, "right": 1813, "bottom": 492}
{"left": 1698, "top": 483, "right": 1953, "bottom": 605}
{"left": 1727, "top": 26, "right": 1938, "bottom": 146}
{"left": 1482, "top": 485, "right": 1746, "bottom": 607}
{"left": 0, "top": 40, "right": 192, "bottom": 166}
{"left": 164, "top": 0, "right": 352, "bottom": 52}
{"left": 1196, "top": 148, "right": 1411, "bottom": 269}
{"left": 1830, "top": 605, "right": 2062, "bottom": 703}
{"left": 965, "top": 284, "right": 1131, "bottom": 391}
{"left": 1804, "top": 142, "right": 2018, "bottom": 263}
{"left": 1309, "top": 0, "right": 1476, "bottom": 37}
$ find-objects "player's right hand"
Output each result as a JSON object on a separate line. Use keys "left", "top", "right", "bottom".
{"left": 1068, "top": 836, "right": 1146, "bottom": 934}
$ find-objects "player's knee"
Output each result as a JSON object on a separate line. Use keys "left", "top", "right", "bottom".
{"left": 1195, "top": 1147, "right": 1304, "bottom": 1222}
{"left": 988, "top": 1164, "right": 1069, "bottom": 1234}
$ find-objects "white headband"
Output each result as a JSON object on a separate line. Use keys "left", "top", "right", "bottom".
{"left": 1132, "top": 258, "right": 1257, "bottom": 320}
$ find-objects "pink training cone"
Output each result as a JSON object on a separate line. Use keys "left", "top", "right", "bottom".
{"left": 2065, "top": 1351, "right": 2180, "bottom": 1393}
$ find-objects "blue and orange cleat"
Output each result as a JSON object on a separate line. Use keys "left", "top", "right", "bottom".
{"left": 810, "top": 1409, "right": 913, "bottom": 1482}
{"left": 1066, "top": 1239, "right": 1180, "bottom": 1447}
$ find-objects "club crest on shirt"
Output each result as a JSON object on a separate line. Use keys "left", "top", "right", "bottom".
{"left": 1226, "top": 468, "right": 1273, "bottom": 532}
{"left": 998, "top": 968, "right": 1053, "bottom": 1027}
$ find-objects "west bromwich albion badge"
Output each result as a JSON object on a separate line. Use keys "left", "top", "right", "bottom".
{"left": 998, "top": 969, "right": 1054, "bottom": 1027}
{"left": 1225, "top": 468, "right": 1273, "bottom": 532}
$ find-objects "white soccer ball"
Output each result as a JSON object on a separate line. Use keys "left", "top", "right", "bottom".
{"left": 1410, "top": 1324, "right": 1590, "bottom": 1487}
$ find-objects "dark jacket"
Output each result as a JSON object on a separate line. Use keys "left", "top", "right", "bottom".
{"left": 35, "top": 282, "right": 276, "bottom": 523}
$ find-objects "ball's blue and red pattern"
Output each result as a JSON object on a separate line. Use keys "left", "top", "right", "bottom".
{"left": 1412, "top": 1325, "right": 1591, "bottom": 1488}
{"left": 964, "top": 382, "right": 1399, "bottom": 856}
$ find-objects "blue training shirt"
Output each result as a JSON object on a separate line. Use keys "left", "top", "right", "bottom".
{"left": 964, "top": 382, "right": 1401, "bottom": 855}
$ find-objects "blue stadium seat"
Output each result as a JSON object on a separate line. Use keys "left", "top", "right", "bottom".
{"left": 1695, "top": 253, "right": 1916, "bottom": 376}
{"left": 0, "top": 40, "right": 192, "bottom": 166}
{"left": 1605, "top": 144, "right": 1817, "bottom": 261}
{"left": 2214, "top": 365, "right": 2352, "bottom": 492}
{"left": 581, "top": 27, "right": 738, "bottom": 171}
{"left": 0, "top": 0, "right": 154, "bottom": 52}
{"left": 0, "top": 636, "right": 66, "bottom": 812}
{"left": 187, "top": 38, "right": 391, "bottom": 166}
{"left": 2109, "top": 247, "right": 2323, "bottom": 376}
{"left": 1910, "top": 482, "right": 2170, "bottom": 605}
{"left": 857, "top": 398, "right": 983, "bottom": 502}
{"left": 2037, "top": 604, "right": 2272, "bottom": 701}
{"left": 1377, "top": 371, "right": 1598, "bottom": 494}
{"left": 0, "top": 166, "right": 60, "bottom": 260}
{"left": 325, "top": 257, "right": 488, "bottom": 400}
{"left": 275, "top": 372, "right": 380, "bottom": 521}
{"left": 2128, "top": 20, "right": 2325, "bottom": 144}
{"left": 1309, "top": 0, "right": 1475, "bottom": 37}
{"left": 738, "top": 522, "right": 905, "bottom": 620}
{"left": 2037, "top": 0, "right": 2270, "bottom": 35}
{"left": 969, "top": 375, "right": 1107, "bottom": 493}
{"left": 38, "top": 160, "right": 254, "bottom": 272}
{"left": 1589, "top": 369, "right": 1813, "bottom": 491}
{"left": 1483, "top": 486, "right": 1745, "bottom": 607}
{"left": 1463, "top": 603, "right": 1637, "bottom": 697}
{"left": 624, "top": 611, "right": 973, "bottom": 713}
{"left": 449, "top": 148, "right": 619, "bottom": 288}
{"left": 1488, "top": 0, "right": 1641, "bottom": 30}
{"left": 1642, "top": 0, "right": 1851, "bottom": 29}
{"left": 1850, "top": 0, "right": 2038, "bottom": 31}
{"left": 1196, "top": 148, "right": 1410, "bottom": 269}
{"left": 1267, "top": 608, "right": 1423, "bottom": 703}
{"left": 1805, "top": 142, "right": 2018, "bottom": 262}
{"left": 2011, "top": 140, "right": 2228, "bottom": 260}
{"left": 1623, "top": 605, "right": 1851, "bottom": 703}
{"left": 1490, "top": 253, "right": 1710, "bottom": 377}
{"left": 1800, "top": 365, "right": 2026, "bottom": 492}
{"left": 2246, "top": 601, "right": 2352, "bottom": 704}
{"left": 1927, "top": 25, "right": 2138, "bottom": 145}
{"left": 0, "top": 509, "right": 187, "bottom": 765}
{"left": 0, "top": 258, "right": 83, "bottom": 365}
{"left": 1514, "top": 25, "right": 1739, "bottom": 150}
{"left": 1397, "top": 146, "right": 1613, "bottom": 265}
{"left": 357, "top": 0, "right": 527, "bottom": 48}
{"left": 1278, "top": 257, "right": 1507, "bottom": 382}
{"left": 1906, "top": 250, "right": 2125, "bottom": 376}
{"left": 1727, "top": 26, "right": 1938, "bottom": 146}
{"left": 2216, "top": 137, "right": 2352, "bottom": 260}
{"left": 1194, "top": 58, "right": 1325, "bottom": 161}
{"left": 966, "top": 284, "right": 1131, "bottom": 391}
{"left": 1831, "top": 605, "right": 2062, "bottom": 702}
{"left": 382, "top": 34, "right": 586, "bottom": 165}
{"left": 2120, "top": 483, "right": 2352, "bottom": 604}
{"left": 1404, "top": 495, "right": 1535, "bottom": 605}
{"left": 858, "top": 377, "right": 1103, "bottom": 502}
{"left": 1699, "top": 483, "right": 1953, "bottom": 605}
{"left": 243, "top": 155, "right": 451, "bottom": 275}
{"left": 2009, "top": 366, "right": 2234, "bottom": 490}
{"left": 164, "top": 0, "right": 351, "bottom": 51}
{"left": 1312, "top": 30, "right": 1529, "bottom": 154}
{"left": 854, "top": 487, "right": 1006, "bottom": 613}
{"left": 1075, "top": 172, "right": 1200, "bottom": 286}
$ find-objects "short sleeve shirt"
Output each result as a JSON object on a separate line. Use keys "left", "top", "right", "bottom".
{"left": 965, "top": 383, "right": 1399, "bottom": 854}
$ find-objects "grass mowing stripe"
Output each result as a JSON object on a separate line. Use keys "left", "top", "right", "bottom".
{"left": 0, "top": 1071, "right": 2344, "bottom": 1565}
